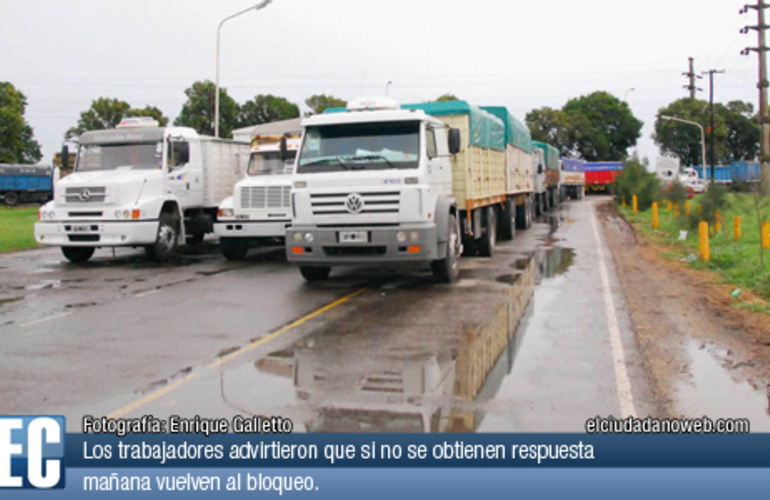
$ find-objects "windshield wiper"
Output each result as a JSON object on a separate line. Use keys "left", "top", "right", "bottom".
{"left": 345, "top": 155, "right": 397, "bottom": 169}
{"left": 301, "top": 157, "right": 351, "bottom": 169}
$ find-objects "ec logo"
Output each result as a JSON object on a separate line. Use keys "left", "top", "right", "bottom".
{"left": 0, "top": 416, "right": 65, "bottom": 489}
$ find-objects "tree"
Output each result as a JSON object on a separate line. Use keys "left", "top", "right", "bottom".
{"left": 126, "top": 105, "right": 169, "bottom": 127}
{"left": 562, "top": 91, "right": 643, "bottom": 161}
{"left": 525, "top": 107, "right": 574, "bottom": 156}
{"left": 0, "top": 82, "right": 41, "bottom": 163}
{"left": 239, "top": 94, "right": 299, "bottom": 127}
{"left": 66, "top": 98, "right": 131, "bottom": 139}
{"left": 304, "top": 94, "right": 346, "bottom": 115}
{"left": 436, "top": 94, "right": 460, "bottom": 102}
{"left": 720, "top": 100, "right": 759, "bottom": 163}
{"left": 653, "top": 98, "right": 726, "bottom": 166}
{"left": 174, "top": 81, "right": 239, "bottom": 138}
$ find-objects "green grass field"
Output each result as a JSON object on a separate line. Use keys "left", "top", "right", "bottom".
{"left": 0, "top": 206, "right": 40, "bottom": 253}
{"left": 620, "top": 193, "right": 770, "bottom": 301}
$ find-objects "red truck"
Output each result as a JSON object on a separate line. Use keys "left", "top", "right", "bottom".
{"left": 584, "top": 161, "right": 623, "bottom": 193}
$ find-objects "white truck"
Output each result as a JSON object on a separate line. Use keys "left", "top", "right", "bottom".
{"left": 215, "top": 134, "right": 300, "bottom": 260}
{"left": 35, "top": 118, "right": 249, "bottom": 263}
{"left": 286, "top": 97, "right": 535, "bottom": 283}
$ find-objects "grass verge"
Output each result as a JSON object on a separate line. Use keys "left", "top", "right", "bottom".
{"left": 618, "top": 193, "right": 770, "bottom": 305}
{"left": 0, "top": 206, "right": 39, "bottom": 253}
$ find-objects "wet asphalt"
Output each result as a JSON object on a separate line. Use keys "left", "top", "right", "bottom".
{"left": 0, "top": 198, "right": 654, "bottom": 432}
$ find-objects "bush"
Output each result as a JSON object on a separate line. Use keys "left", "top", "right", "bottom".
{"left": 663, "top": 179, "right": 688, "bottom": 208}
{"left": 614, "top": 159, "right": 661, "bottom": 211}
{"left": 684, "top": 184, "right": 730, "bottom": 231}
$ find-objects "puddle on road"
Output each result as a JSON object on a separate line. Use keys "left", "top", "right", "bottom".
{"left": 676, "top": 341, "right": 770, "bottom": 430}
{"left": 209, "top": 246, "right": 577, "bottom": 433}
{"left": 26, "top": 279, "right": 62, "bottom": 291}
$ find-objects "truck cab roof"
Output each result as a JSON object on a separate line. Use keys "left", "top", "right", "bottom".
{"left": 301, "top": 108, "right": 441, "bottom": 127}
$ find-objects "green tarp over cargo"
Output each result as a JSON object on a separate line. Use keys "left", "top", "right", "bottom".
{"left": 401, "top": 101, "right": 505, "bottom": 151}
{"left": 533, "top": 141, "right": 560, "bottom": 171}
{"left": 480, "top": 106, "right": 533, "bottom": 153}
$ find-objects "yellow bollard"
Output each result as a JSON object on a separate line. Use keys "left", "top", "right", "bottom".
{"left": 622, "top": 197, "right": 627, "bottom": 207}
{"left": 667, "top": 201, "right": 672, "bottom": 212}
{"left": 763, "top": 221, "right": 770, "bottom": 250}
{"left": 674, "top": 203, "right": 680, "bottom": 218}
{"left": 632, "top": 195, "right": 638, "bottom": 214}
{"left": 652, "top": 202, "right": 659, "bottom": 229}
{"left": 715, "top": 210, "right": 721, "bottom": 233}
{"left": 699, "top": 221, "right": 710, "bottom": 262}
{"left": 697, "top": 205, "right": 702, "bottom": 216}
{"left": 685, "top": 201, "right": 691, "bottom": 217}
{"left": 734, "top": 216, "right": 742, "bottom": 239}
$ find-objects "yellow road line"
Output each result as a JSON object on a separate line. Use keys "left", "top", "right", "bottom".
{"left": 107, "top": 287, "right": 367, "bottom": 419}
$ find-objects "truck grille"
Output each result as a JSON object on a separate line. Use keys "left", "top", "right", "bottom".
{"left": 241, "top": 186, "right": 290, "bottom": 209}
{"left": 310, "top": 191, "right": 400, "bottom": 216}
{"left": 64, "top": 186, "right": 106, "bottom": 204}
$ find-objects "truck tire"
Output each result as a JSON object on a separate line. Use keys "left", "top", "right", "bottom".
{"left": 498, "top": 200, "right": 515, "bottom": 241}
{"left": 477, "top": 206, "right": 496, "bottom": 257}
{"left": 220, "top": 237, "right": 248, "bottom": 261}
{"left": 300, "top": 266, "right": 331, "bottom": 282}
{"left": 516, "top": 196, "right": 532, "bottom": 230}
{"left": 146, "top": 213, "right": 178, "bottom": 262}
{"left": 431, "top": 213, "right": 460, "bottom": 283}
{"left": 61, "top": 246, "right": 95, "bottom": 263}
{"left": 4, "top": 191, "right": 19, "bottom": 206}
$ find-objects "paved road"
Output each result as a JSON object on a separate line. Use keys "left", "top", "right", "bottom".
{"left": 0, "top": 198, "right": 655, "bottom": 431}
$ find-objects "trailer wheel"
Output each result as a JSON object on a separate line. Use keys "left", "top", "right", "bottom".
{"left": 4, "top": 191, "right": 19, "bottom": 206}
{"left": 220, "top": 237, "right": 248, "bottom": 261}
{"left": 498, "top": 200, "right": 515, "bottom": 241}
{"left": 61, "top": 246, "right": 95, "bottom": 263}
{"left": 477, "top": 206, "right": 496, "bottom": 257}
{"left": 516, "top": 196, "right": 532, "bottom": 230}
{"left": 432, "top": 213, "right": 461, "bottom": 283}
{"left": 146, "top": 213, "right": 178, "bottom": 262}
{"left": 299, "top": 266, "right": 331, "bottom": 282}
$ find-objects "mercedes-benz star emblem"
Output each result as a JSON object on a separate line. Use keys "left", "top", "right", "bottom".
{"left": 78, "top": 188, "right": 92, "bottom": 202}
{"left": 345, "top": 193, "right": 364, "bottom": 214}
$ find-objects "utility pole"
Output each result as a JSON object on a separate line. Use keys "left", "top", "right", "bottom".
{"left": 683, "top": 57, "right": 702, "bottom": 99}
{"left": 702, "top": 69, "right": 725, "bottom": 183}
{"left": 742, "top": 1, "right": 770, "bottom": 195}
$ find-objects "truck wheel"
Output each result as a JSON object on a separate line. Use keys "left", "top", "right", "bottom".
{"left": 516, "top": 197, "right": 532, "bottom": 230}
{"left": 498, "top": 200, "right": 515, "bottom": 241}
{"left": 61, "top": 246, "right": 95, "bottom": 263}
{"left": 432, "top": 213, "right": 461, "bottom": 283}
{"left": 146, "top": 213, "right": 178, "bottom": 262}
{"left": 477, "top": 207, "right": 496, "bottom": 257}
{"left": 4, "top": 192, "right": 19, "bottom": 206}
{"left": 220, "top": 238, "right": 248, "bottom": 261}
{"left": 300, "top": 266, "right": 331, "bottom": 282}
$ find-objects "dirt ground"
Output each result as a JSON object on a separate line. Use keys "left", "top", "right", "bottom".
{"left": 598, "top": 200, "right": 770, "bottom": 422}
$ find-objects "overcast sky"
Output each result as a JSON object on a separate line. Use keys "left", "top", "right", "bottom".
{"left": 0, "top": 0, "right": 759, "bottom": 164}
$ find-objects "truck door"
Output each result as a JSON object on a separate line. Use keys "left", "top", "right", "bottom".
{"left": 167, "top": 137, "right": 204, "bottom": 208}
{"left": 427, "top": 125, "right": 451, "bottom": 196}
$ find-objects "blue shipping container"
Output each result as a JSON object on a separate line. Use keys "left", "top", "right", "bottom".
{"left": 691, "top": 166, "right": 732, "bottom": 183}
{"left": 730, "top": 161, "right": 761, "bottom": 183}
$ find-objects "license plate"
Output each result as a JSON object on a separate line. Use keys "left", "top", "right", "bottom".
{"left": 70, "top": 225, "right": 94, "bottom": 233}
{"left": 339, "top": 230, "right": 368, "bottom": 243}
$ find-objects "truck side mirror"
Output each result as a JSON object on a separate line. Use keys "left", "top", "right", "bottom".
{"left": 61, "top": 145, "right": 69, "bottom": 170}
{"left": 448, "top": 128, "right": 461, "bottom": 155}
{"left": 279, "top": 136, "right": 288, "bottom": 162}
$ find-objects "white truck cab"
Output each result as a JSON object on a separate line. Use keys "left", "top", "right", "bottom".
{"left": 215, "top": 135, "right": 300, "bottom": 260}
{"left": 35, "top": 118, "right": 248, "bottom": 263}
{"left": 286, "top": 97, "right": 462, "bottom": 283}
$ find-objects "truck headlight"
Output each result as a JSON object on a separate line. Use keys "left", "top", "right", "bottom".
{"left": 293, "top": 233, "right": 303, "bottom": 242}
{"left": 410, "top": 231, "right": 419, "bottom": 242}
{"left": 397, "top": 231, "right": 407, "bottom": 243}
{"left": 304, "top": 232, "right": 314, "bottom": 243}
{"left": 219, "top": 208, "right": 234, "bottom": 218}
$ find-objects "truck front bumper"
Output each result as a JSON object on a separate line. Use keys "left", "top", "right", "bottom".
{"left": 286, "top": 224, "right": 441, "bottom": 267}
{"left": 34, "top": 220, "right": 159, "bottom": 247}
{"left": 214, "top": 220, "right": 290, "bottom": 239}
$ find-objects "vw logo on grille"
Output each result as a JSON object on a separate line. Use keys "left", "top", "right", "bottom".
{"left": 78, "top": 188, "right": 92, "bottom": 202}
{"left": 345, "top": 193, "right": 365, "bottom": 214}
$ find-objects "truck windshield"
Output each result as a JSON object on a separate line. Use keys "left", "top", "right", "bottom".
{"left": 76, "top": 142, "right": 163, "bottom": 172}
{"left": 297, "top": 121, "right": 419, "bottom": 173}
{"left": 247, "top": 150, "right": 296, "bottom": 176}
